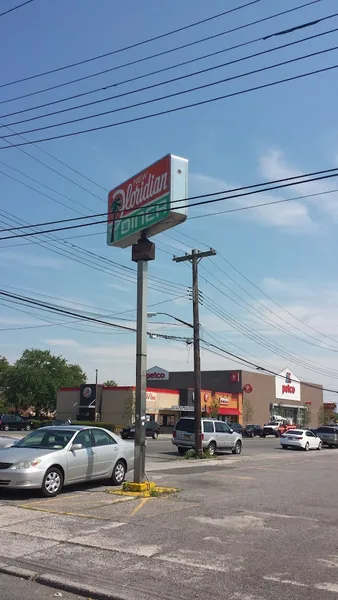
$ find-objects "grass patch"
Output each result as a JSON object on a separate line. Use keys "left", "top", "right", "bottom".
{"left": 182, "top": 448, "right": 217, "bottom": 460}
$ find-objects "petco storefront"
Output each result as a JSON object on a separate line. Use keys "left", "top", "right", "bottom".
{"left": 272, "top": 369, "right": 303, "bottom": 423}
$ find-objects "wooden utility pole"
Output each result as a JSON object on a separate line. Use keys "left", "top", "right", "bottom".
{"left": 173, "top": 248, "right": 216, "bottom": 457}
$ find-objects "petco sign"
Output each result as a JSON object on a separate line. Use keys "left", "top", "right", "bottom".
{"left": 275, "top": 368, "right": 301, "bottom": 402}
{"left": 146, "top": 366, "right": 169, "bottom": 381}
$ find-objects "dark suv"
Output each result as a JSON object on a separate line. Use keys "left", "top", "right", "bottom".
{"left": 0, "top": 414, "right": 33, "bottom": 431}
{"left": 244, "top": 424, "right": 263, "bottom": 437}
{"left": 121, "top": 421, "right": 160, "bottom": 440}
{"left": 316, "top": 426, "right": 338, "bottom": 448}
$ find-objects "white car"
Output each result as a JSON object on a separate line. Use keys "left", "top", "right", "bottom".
{"left": 280, "top": 429, "right": 322, "bottom": 451}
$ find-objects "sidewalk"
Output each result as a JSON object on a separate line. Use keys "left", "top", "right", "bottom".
{"left": 0, "top": 450, "right": 336, "bottom": 600}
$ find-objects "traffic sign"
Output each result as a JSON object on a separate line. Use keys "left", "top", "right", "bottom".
{"left": 107, "top": 154, "right": 188, "bottom": 248}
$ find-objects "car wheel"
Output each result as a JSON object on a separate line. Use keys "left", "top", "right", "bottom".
{"left": 304, "top": 442, "right": 310, "bottom": 451}
{"left": 207, "top": 442, "right": 216, "bottom": 456}
{"left": 41, "top": 467, "right": 63, "bottom": 497}
{"left": 25, "top": 424, "right": 31, "bottom": 431}
{"left": 317, "top": 441, "right": 322, "bottom": 450}
{"left": 152, "top": 431, "right": 159, "bottom": 440}
{"left": 111, "top": 460, "right": 126, "bottom": 486}
{"left": 232, "top": 441, "right": 242, "bottom": 455}
{"left": 282, "top": 445, "right": 288, "bottom": 449}
{"left": 178, "top": 447, "right": 186, "bottom": 456}
{"left": 4, "top": 425, "right": 9, "bottom": 431}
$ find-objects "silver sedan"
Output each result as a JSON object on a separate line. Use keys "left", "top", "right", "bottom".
{"left": 0, "top": 425, "right": 134, "bottom": 497}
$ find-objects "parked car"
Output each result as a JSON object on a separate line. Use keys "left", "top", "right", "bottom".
{"left": 228, "top": 422, "right": 243, "bottom": 435}
{"left": 172, "top": 417, "right": 242, "bottom": 456}
{"left": 316, "top": 426, "right": 338, "bottom": 448}
{"left": 244, "top": 424, "right": 263, "bottom": 438}
{"left": 280, "top": 429, "right": 322, "bottom": 451}
{"left": 261, "top": 421, "right": 296, "bottom": 438}
{"left": 121, "top": 420, "right": 160, "bottom": 440}
{"left": 0, "top": 414, "right": 33, "bottom": 432}
{"left": 0, "top": 425, "right": 134, "bottom": 497}
{"left": 0, "top": 435, "right": 18, "bottom": 449}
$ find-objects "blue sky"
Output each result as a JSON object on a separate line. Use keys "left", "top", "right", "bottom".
{"left": 1, "top": 0, "right": 338, "bottom": 400}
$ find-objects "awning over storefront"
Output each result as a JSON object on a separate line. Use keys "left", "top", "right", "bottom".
{"left": 218, "top": 408, "right": 241, "bottom": 416}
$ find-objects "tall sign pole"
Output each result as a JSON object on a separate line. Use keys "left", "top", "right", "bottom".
{"left": 173, "top": 248, "right": 216, "bottom": 457}
{"left": 132, "top": 235, "right": 154, "bottom": 483}
{"left": 107, "top": 154, "right": 188, "bottom": 488}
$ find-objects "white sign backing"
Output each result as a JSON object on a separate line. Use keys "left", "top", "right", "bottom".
{"left": 146, "top": 365, "right": 169, "bottom": 381}
{"left": 275, "top": 368, "right": 301, "bottom": 402}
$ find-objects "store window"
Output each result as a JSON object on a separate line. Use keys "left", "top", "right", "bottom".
{"left": 160, "top": 414, "right": 175, "bottom": 427}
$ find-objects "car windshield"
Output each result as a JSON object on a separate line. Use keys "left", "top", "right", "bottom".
{"left": 13, "top": 429, "right": 75, "bottom": 450}
{"left": 286, "top": 430, "right": 304, "bottom": 436}
{"left": 246, "top": 425, "right": 254, "bottom": 429}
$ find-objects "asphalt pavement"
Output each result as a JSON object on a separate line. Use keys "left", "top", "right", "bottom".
{"left": 1, "top": 430, "right": 280, "bottom": 459}
{"left": 0, "top": 572, "right": 88, "bottom": 600}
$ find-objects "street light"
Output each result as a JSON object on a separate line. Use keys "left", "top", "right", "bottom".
{"left": 147, "top": 312, "right": 193, "bottom": 329}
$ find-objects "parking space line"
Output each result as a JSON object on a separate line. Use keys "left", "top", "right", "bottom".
{"left": 130, "top": 497, "right": 149, "bottom": 517}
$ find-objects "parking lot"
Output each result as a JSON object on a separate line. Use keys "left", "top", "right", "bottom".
{"left": 1, "top": 430, "right": 281, "bottom": 462}
{"left": 1, "top": 432, "right": 338, "bottom": 600}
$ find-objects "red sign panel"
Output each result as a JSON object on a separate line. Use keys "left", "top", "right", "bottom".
{"left": 243, "top": 384, "right": 253, "bottom": 394}
{"left": 230, "top": 372, "right": 239, "bottom": 383}
{"left": 108, "top": 155, "right": 171, "bottom": 224}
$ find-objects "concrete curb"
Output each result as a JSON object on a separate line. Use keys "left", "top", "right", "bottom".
{"left": 0, "top": 563, "right": 139, "bottom": 600}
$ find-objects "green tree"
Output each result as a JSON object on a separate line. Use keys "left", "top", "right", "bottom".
{"left": 302, "top": 406, "right": 312, "bottom": 428}
{"left": 0, "top": 355, "right": 10, "bottom": 390}
{"left": 242, "top": 397, "right": 254, "bottom": 425}
{"left": 208, "top": 395, "right": 220, "bottom": 418}
{"left": 3, "top": 349, "right": 86, "bottom": 413}
{"left": 123, "top": 390, "right": 135, "bottom": 424}
{"left": 103, "top": 379, "right": 118, "bottom": 387}
{"left": 317, "top": 405, "right": 326, "bottom": 426}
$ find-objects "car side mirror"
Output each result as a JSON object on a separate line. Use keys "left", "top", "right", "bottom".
{"left": 70, "top": 443, "right": 83, "bottom": 451}
{"left": 229, "top": 428, "right": 233, "bottom": 434}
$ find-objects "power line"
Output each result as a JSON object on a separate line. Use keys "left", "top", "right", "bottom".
{"left": 199, "top": 263, "right": 338, "bottom": 352}
{"left": 0, "top": 209, "right": 187, "bottom": 297}
{"left": 202, "top": 295, "right": 338, "bottom": 379}
{"left": 0, "top": 0, "right": 34, "bottom": 17}
{"left": 0, "top": 122, "right": 106, "bottom": 201}
{"left": 200, "top": 340, "right": 338, "bottom": 394}
{"left": 0, "top": 289, "right": 191, "bottom": 344}
{"left": 4, "top": 44, "right": 338, "bottom": 138}
{"left": 0, "top": 0, "right": 260, "bottom": 89}
{"left": 1, "top": 169, "right": 338, "bottom": 239}
{"left": 2, "top": 166, "right": 338, "bottom": 231}
{"left": 3, "top": 16, "right": 336, "bottom": 126}
{"left": 2, "top": 61, "right": 336, "bottom": 148}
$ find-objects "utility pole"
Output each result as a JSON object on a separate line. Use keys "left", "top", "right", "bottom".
{"left": 173, "top": 248, "right": 216, "bottom": 457}
{"left": 94, "top": 369, "right": 99, "bottom": 422}
{"left": 132, "top": 233, "right": 155, "bottom": 483}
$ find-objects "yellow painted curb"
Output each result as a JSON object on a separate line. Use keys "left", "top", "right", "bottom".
{"left": 107, "top": 483, "right": 179, "bottom": 498}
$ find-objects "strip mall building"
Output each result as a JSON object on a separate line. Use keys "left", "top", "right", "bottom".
{"left": 56, "top": 365, "right": 323, "bottom": 431}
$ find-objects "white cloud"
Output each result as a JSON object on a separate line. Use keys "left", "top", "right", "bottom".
{"left": 190, "top": 169, "right": 316, "bottom": 232}
{"left": 259, "top": 149, "right": 338, "bottom": 222}
{"left": 43, "top": 339, "right": 80, "bottom": 347}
